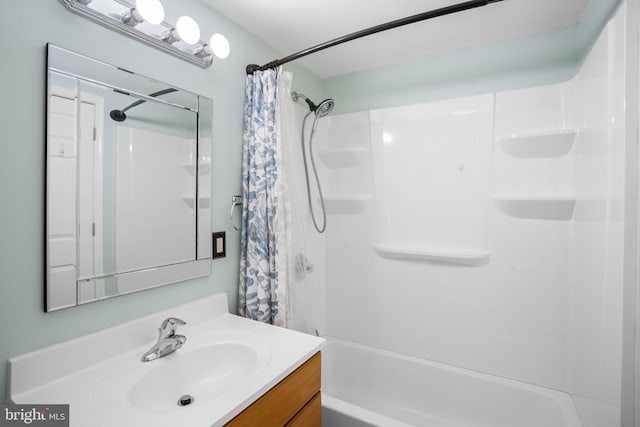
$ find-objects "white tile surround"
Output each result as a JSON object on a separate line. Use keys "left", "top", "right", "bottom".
{"left": 286, "top": 4, "right": 627, "bottom": 426}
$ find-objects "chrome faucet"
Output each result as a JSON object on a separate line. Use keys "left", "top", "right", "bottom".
{"left": 140, "top": 317, "right": 187, "bottom": 362}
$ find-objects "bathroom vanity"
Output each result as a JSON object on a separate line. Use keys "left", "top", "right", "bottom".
{"left": 9, "top": 294, "right": 324, "bottom": 426}
{"left": 225, "top": 353, "right": 321, "bottom": 426}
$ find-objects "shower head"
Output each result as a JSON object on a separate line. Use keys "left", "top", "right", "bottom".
{"left": 315, "top": 99, "right": 334, "bottom": 117}
{"left": 292, "top": 91, "right": 334, "bottom": 117}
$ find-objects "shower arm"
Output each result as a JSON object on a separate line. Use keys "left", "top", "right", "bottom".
{"left": 292, "top": 91, "right": 317, "bottom": 111}
{"left": 246, "top": 0, "right": 505, "bottom": 74}
{"left": 118, "top": 88, "right": 178, "bottom": 114}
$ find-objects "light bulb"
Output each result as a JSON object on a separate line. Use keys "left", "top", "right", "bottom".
{"left": 176, "top": 16, "right": 200, "bottom": 45}
{"left": 135, "top": 0, "right": 164, "bottom": 25}
{"left": 209, "top": 33, "right": 230, "bottom": 59}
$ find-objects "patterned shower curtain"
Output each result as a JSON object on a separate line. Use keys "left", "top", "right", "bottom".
{"left": 238, "top": 67, "right": 290, "bottom": 327}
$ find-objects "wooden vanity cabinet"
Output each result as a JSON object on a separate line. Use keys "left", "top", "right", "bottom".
{"left": 225, "top": 352, "right": 321, "bottom": 427}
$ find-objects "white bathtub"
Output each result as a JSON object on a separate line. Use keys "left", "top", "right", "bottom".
{"left": 321, "top": 337, "right": 582, "bottom": 427}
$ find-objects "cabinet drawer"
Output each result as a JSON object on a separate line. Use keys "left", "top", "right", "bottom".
{"left": 225, "top": 352, "right": 321, "bottom": 426}
{"left": 286, "top": 391, "right": 321, "bottom": 427}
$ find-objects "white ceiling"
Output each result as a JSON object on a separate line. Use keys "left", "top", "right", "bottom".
{"left": 202, "top": 0, "right": 591, "bottom": 78}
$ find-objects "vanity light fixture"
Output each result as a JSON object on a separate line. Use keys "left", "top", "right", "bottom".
{"left": 162, "top": 15, "right": 201, "bottom": 45}
{"left": 58, "top": 0, "right": 230, "bottom": 68}
{"left": 208, "top": 33, "right": 231, "bottom": 59}
{"left": 175, "top": 16, "right": 201, "bottom": 45}
{"left": 122, "top": 0, "right": 165, "bottom": 26}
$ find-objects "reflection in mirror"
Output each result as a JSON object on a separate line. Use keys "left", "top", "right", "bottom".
{"left": 46, "top": 44, "right": 213, "bottom": 312}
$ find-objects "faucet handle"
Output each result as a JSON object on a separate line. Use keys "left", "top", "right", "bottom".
{"left": 159, "top": 317, "right": 186, "bottom": 336}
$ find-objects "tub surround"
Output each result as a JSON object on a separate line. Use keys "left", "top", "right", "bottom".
{"left": 9, "top": 294, "right": 324, "bottom": 426}
{"left": 285, "top": 2, "right": 627, "bottom": 426}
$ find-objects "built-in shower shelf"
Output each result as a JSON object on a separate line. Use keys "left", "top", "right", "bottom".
{"left": 182, "top": 196, "right": 211, "bottom": 209}
{"left": 374, "top": 243, "right": 490, "bottom": 266}
{"left": 494, "top": 193, "right": 576, "bottom": 220}
{"left": 183, "top": 163, "right": 196, "bottom": 175}
{"left": 183, "top": 163, "right": 211, "bottom": 176}
{"left": 318, "top": 148, "right": 368, "bottom": 169}
{"left": 499, "top": 129, "right": 577, "bottom": 158}
{"left": 494, "top": 193, "right": 576, "bottom": 201}
{"left": 324, "top": 195, "right": 371, "bottom": 214}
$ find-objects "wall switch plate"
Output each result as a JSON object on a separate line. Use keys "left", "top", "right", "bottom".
{"left": 212, "top": 232, "right": 226, "bottom": 259}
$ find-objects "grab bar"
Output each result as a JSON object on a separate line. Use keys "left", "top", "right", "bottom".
{"left": 230, "top": 195, "right": 242, "bottom": 231}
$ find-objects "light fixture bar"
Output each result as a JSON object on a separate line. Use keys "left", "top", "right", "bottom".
{"left": 58, "top": 0, "right": 213, "bottom": 68}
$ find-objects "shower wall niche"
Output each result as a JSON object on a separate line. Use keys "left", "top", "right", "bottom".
{"left": 293, "top": 9, "right": 625, "bottom": 425}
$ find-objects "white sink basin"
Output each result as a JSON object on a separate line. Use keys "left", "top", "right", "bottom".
{"left": 129, "top": 342, "right": 261, "bottom": 413}
{"left": 9, "top": 294, "right": 324, "bottom": 427}
{"left": 95, "top": 331, "right": 271, "bottom": 420}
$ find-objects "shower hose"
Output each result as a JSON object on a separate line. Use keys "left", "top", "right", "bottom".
{"left": 301, "top": 111, "right": 327, "bottom": 233}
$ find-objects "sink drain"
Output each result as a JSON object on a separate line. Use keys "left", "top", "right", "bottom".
{"left": 178, "top": 394, "right": 195, "bottom": 407}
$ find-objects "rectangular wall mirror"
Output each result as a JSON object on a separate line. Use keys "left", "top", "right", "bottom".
{"left": 46, "top": 44, "right": 213, "bottom": 312}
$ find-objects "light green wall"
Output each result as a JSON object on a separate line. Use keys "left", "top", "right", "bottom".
{"left": 324, "top": 0, "right": 622, "bottom": 114}
{"left": 324, "top": 27, "right": 579, "bottom": 114}
{"left": 0, "top": 0, "right": 322, "bottom": 403}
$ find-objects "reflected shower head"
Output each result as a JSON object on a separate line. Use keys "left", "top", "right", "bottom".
{"left": 292, "top": 91, "right": 334, "bottom": 117}
{"left": 109, "top": 109, "right": 127, "bottom": 122}
{"left": 109, "top": 87, "right": 178, "bottom": 122}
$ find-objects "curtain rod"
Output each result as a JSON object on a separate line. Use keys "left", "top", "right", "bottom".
{"left": 245, "top": 0, "right": 506, "bottom": 74}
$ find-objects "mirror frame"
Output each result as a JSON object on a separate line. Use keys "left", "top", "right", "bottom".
{"left": 45, "top": 44, "right": 212, "bottom": 312}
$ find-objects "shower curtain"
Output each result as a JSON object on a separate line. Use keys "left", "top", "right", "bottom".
{"left": 238, "top": 67, "right": 291, "bottom": 327}
{"left": 277, "top": 73, "right": 327, "bottom": 336}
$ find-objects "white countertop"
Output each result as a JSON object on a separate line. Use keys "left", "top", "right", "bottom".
{"left": 9, "top": 294, "right": 325, "bottom": 427}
